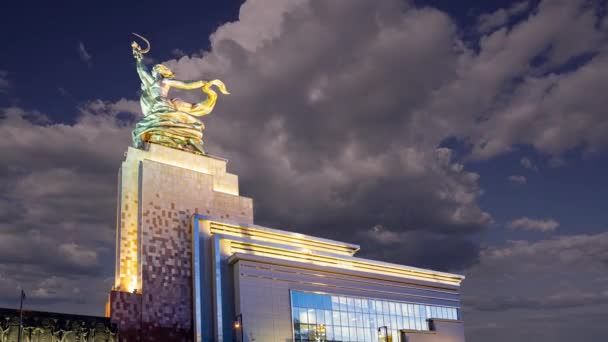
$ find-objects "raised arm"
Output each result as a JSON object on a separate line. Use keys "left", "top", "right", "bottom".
{"left": 135, "top": 59, "right": 155, "bottom": 87}
{"left": 133, "top": 49, "right": 154, "bottom": 87}
{"left": 163, "top": 79, "right": 207, "bottom": 90}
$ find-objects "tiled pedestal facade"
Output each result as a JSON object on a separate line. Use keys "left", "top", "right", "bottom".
{"left": 109, "top": 291, "right": 141, "bottom": 341}
{"left": 109, "top": 144, "right": 253, "bottom": 342}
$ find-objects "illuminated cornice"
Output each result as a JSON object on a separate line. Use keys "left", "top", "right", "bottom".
{"left": 198, "top": 216, "right": 360, "bottom": 256}
{"left": 198, "top": 217, "right": 465, "bottom": 287}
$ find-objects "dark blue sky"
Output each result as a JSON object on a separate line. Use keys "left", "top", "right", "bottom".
{"left": 1, "top": 1, "right": 607, "bottom": 341}
{"left": 0, "top": 0, "right": 530, "bottom": 119}
{"left": 0, "top": 1, "right": 244, "bottom": 121}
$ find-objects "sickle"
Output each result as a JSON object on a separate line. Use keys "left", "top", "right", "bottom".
{"left": 131, "top": 32, "right": 150, "bottom": 54}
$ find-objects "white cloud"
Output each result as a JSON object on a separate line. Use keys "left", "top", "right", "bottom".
{"left": 0, "top": 70, "right": 9, "bottom": 93}
{"left": 58, "top": 243, "right": 99, "bottom": 268}
{"left": 508, "top": 217, "right": 559, "bottom": 232}
{"left": 477, "top": 1, "right": 530, "bottom": 34}
{"left": 421, "top": 0, "right": 608, "bottom": 160}
{"left": 508, "top": 175, "right": 527, "bottom": 185}
{"left": 209, "top": 0, "right": 304, "bottom": 52}
{"left": 160, "top": 0, "right": 491, "bottom": 240}
{"left": 78, "top": 41, "right": 92, "bottom": 65}
{"left": 0, "top": 102, "right": 137, "bottom": 314}
{"left": 520, "top": 157, "right": 537, "bottom": 170}
{"left": 171, "top": 48, "right": 186, "bottom": 58}
{"left": 462, "top": 232, "right": 608, "bottom": 341}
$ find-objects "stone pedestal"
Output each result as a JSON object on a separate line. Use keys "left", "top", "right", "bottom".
{"left": 109, "top": 144, "right": 253, "bottom": 342}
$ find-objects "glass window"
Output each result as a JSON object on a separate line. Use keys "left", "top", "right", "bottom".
{"left": 333, "top": 325, "right": 341, "bottom": 341}
{"left": 348, "top": 312, "right": 357, "bottom": 327}
{"left": 331, "top": 296, "right": 340, "bottom": 311}
{"left": 341, "top": 327, "right": 349, "bottom": 341}
{"left": 362, "top": 313, "right": 370, "bottom": 327}
{"left": 414, "top": 317, "right": 421, "bottom": 330}
{"left": 418, "top": 305, "right": 426, "bottom": 318}
{"left": 430, "top": 306, "right": 437, "bottom": 318}
{"left": 340, "top": 312, "right": 348, "bottom": 326}
{"left": 407, "top": 304, "right": 414, "bottom": 316}
{"left": 446, "top": 307, "right": 452, "bottom": 320}
{"left": 420, "top": 318, "right": 427, "bottom": 330}
{"left": 407, "top": 317, "right": 415, "bottom": 330}
{"left": 389, "top": 302, "right": 397, "bottom": 315}
{"left": 340, "top": 297, "right": 348, "bottom": 311}
{"left": 382, "top": 301, "right": 390, "bottom": 315}
{"left": 355, "top": 327, "right": 363, "bottom": 341}
{"left": 292, "top": 291, "right": 302, "bottom": 308}
{"left": 332, "top": 311, "right": 340, "bottom": 326}
{"left": 355, "top": 312, "right": 363, "bottom": 326}
{"left": 347, "top": 297, "right": 355, "bottom": 311}
{"left": 361, "top": 298, "right": 369, "bottom": 313}
{"left": 292, "top": 308, "right": 300, "bottom": 324}
{"left": 370, "top": 314, "right": 377, "bottom": 329}
{"left": 377, "top": 314, "right": 384, "bottom": 327}
{"left": 375, "top": 300, "right": 383, "bottom": 314}
{"left": 308, "top": 309, "right": 316, "bottom": 324}
{"left": 394, "top": 302, "right": 402, "bottom": 316}
{"left": 299, "top": 309, "right": 309, "bottom": 324}
{"left": 316, "top": 310, "right": 324, "bottom": 326}
{"left": 390, "top": 315, "right": 397, "bottom": 329}
{"left": 351, "top": 326, "right": 356, "bottom": 341}
{"left": 354, "top": 298, "right": 362, "bottom": 312}
{"left": 300, "top": 324, "right": 310, "bottom": 338}
{"left": 291, "top": 291, "right": 457, "bottom": 340}
{"left": 326, "top": 325, "right": 334, "bottom": 340}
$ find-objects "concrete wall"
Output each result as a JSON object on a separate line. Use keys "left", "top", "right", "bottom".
{"left": 402, "top": 320, "right": 465, "bottom": 342}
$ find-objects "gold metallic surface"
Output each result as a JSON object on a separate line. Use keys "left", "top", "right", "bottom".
{"left": 130, "top": 33, "right": 229, "bottom": 154}
{"left": 131, "top": 32, "right": 150, "bottom": 54}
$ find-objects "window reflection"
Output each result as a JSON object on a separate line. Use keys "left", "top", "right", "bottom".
{"left": 291, "top": 291, "right": 459, "bottom": 342}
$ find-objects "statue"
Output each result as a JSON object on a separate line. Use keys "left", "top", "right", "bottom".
{"left": 90, "top": 322, "right": 114, "bottom": 342}
{"left": 0, "top": 317, "right": 8, "bottom": 342}
{"left": 130, "top": 33, "right": 230, "bottom": 154}
{"left": 4, "top": 317, "right": 24, "bottom": 342}
{"left": 30, "top": 318, "right": 55, "bottom": 342}
{"left": 59, "top": 320, "right": 88, "bottom": 342}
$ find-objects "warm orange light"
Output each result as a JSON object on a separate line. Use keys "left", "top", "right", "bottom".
{"left": 229, "top": 241, "right": 463, "bottom": 286}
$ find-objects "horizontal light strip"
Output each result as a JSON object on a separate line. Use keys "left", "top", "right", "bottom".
{"left": 228, "top": 241, "right": 462, "bottom": 286}
{"left": 239, "top": 263, "right": 459, "bottom": 296}
{"left": 239, "top": 272, "right": 460, "bottom": 304}
{"left": 209, "top": 221, "right": 357, "bottom": 256}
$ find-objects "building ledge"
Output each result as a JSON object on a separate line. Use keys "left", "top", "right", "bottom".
{"left": 228, "top": 251, "right": 463, "bottom": 290}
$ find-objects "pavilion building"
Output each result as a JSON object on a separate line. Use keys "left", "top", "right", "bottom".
{"left": 108, "top": 144, "right": 466, "bottom": 342}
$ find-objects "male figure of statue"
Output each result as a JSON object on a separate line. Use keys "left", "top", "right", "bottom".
{"left": 131, "top": 34, "right": 229, "bottom": 154}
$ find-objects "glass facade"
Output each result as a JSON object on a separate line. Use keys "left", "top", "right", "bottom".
{"left": 291, "top": 291, "right": 458, "bottom": 342}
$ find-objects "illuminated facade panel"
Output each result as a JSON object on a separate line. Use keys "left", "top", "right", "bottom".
{"left": 192, "top": 216, "right": 465, "bottom": 341}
